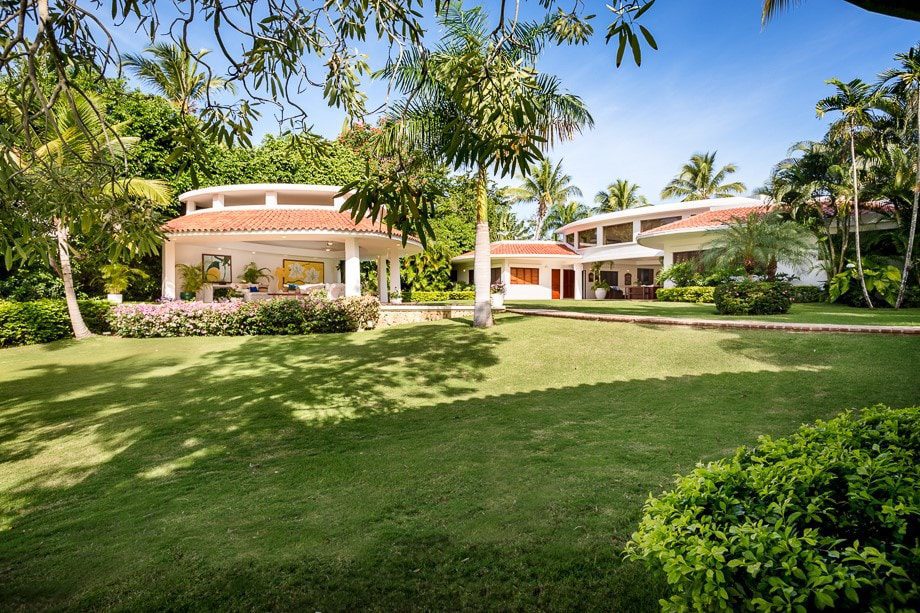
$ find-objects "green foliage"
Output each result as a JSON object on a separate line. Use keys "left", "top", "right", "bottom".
{"left": 238, "top": 262, "right": 273, "bottom": 285}
{"left": 626, "top": 404, "right": 920, "bottom": 612}
{"left": 702, "top": 212, "right": 812, "bottom": 279}
{"left": 656, "top": 263, "right": 697, "bottom": 287}
{"left": 100, "top": 264, "right": 148, "bottom": 295}
{"left": 829, "top": 264, "right": 902, "bottom": 307}
{"left": 714, "top": 280, "right": 793, "bottom": 315}
{"left": 595, "top": 179, "right": 648, "bottom": 211}
{"left": 401, "top": 243, "right": 456, "bottom": 292}
{"left": 0, "top": 299, "right": 111, "bottom": 346}
{"left": 0, "top": 267, "right": 65, "bottom": 301}
{"left": 176, "top": 263, "right": 206, "bottom": 294}
{"left": 400, "top": 290, "right": 474, "bottom": 302}
{"left": 660, "top": 152, "right": 746, "bottom": 201}
{"left": 656, "top": 286, "right": 715, "bottom": 304}
{"left": 790, "top": 285, "right": 825, "bottom": 303}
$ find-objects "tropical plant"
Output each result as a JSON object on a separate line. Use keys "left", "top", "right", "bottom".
{"left": 656, "top": 262, "right": 697, "bottom": 287}
{"left": 660, "top": 151, "right": 747, "bottom": 201}
{"left": 238, "top": 262, "right": 273, "bottom": 285}
{"left": 542, "top": 201, "right": 594, "bottom": 238}
{"left": 878, "top": 45, "right": 920, "bottom": 307}
{"left": 100, "top": 264, "right": 149, "bottom": 295}
{"left": 507, "top": 158, "right": 582, "bottom": 239}
{"left": 594, "top": 179, "right": 648, "bottom": 211}
{"left": 0, "top": 94, "right": 170, "bottom": 339}
{"left": 828, "top": 262, "right": 902, "bottom": 307}
{"left": 702, "top": 211, "right": 812, "bottom": 279}
{"left": 176, "top": 263, "right": 206, "bottom": 294}
{"left": 342, "top": 5, "right": 592, "bottom": 328}
{"left": 817, "top": 78, "right": 885, "bottom": 307}
{"left": 761, "top": 0, "right": 920, "bottom": 23}
{"left": 491, "top": 206, "right": 532, "bottom": 241}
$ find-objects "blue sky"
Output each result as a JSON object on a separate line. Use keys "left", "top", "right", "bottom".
{"left": 110, "top": 1, "right": 917, "bottom": 216}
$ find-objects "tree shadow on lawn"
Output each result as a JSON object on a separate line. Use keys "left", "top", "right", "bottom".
{"left": 0, "top": 319, "right": 918, "bottom": 610}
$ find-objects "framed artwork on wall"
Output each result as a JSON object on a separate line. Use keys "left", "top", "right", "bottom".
{"left": 281, "top": 259, "right": 324, "bottom": 285}
{"left": 202, "top": 254, "right": 232, "bottom": 283}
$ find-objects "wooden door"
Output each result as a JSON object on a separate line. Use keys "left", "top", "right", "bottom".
{"left": 563, "top": 269, "right": 575, "bottom": 299}
{"left": 551, "top": 269, "right": 561, "bottom": 299}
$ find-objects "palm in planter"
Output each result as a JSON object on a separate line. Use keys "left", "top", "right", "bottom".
{"left": 176, "top": 263, "right": 206, "bottom": 300}
{"left": 238, "top": 262, "right": 272, "bottom": 290}
{"left": 100, "top": 264, "right": 149, "bottom": 303}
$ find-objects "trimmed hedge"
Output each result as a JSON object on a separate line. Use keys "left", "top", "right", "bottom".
{"left": 626, "top": 404, "right": 920, "bottom": 612}
{"left": 713, "top": 280, "right": 792, "bottom": 315}
{"left": 790, "top": 285, "right": 825, "bottom": 303}
{"left": 0, "top": 299, "right": 112, "bottom": 347}
{"left": 656, "top": 286, "right": 715, "bottom": 304}
{"left": 400, "top": 290, "right": 474, "bottom": 302}
{"left": 109, "top": 296, "right": 379, "bottom": 338}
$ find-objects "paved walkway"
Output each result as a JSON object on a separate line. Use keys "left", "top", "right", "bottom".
{"left": 506, "top": 308, "right": 920, "bottom": 335}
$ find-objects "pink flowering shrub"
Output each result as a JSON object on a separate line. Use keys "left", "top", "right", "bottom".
{"left": 110, "top": 296, "right": 379, "bottom": 338}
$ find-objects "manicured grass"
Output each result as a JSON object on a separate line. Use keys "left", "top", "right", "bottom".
{"left": 507, "top": 299, "right": 920, "bottom": 326}
{"left": 1, "top": 316, "right": 918, "bottom": 610}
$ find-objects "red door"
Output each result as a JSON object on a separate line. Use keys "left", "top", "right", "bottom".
{"left": 563, "top": 270, "right": 575, "bottom": 299}
{"left": 551, "top": 269, "right": 561, "bottom": 299}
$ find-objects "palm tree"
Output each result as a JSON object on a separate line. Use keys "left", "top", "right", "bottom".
{"left": 816, "top": 78, "right": 883, "bottom": 307}
{"left": 491, "top": 206, "right": 531, "bottom": 241}
{"left": 543, "top": 201, "right": 594, "bottom": 238}
{"left": 879, "top": 45, "right": 920, "bottom": 308}
{"left": 124, "top": 42, "right": 230, "bottom": 114}
{"left": 660, "top": 152, "right": 747, "bottom": 201}
{"left": 507, "top": 158, "right": 582, "bottom": 239}
{"left": 761, "top": 0, "right": 920, "bottom": 23}
{"left": 594, "top": 179, "right": 648, "bottom": 211}
{"left": 4, "top": 96, "right": 169, "bottom": 338}
{"left": 354, "top": 6, "right": 592, "bottom": 327}
{"left": 702, "top": 211, "right": 812, "bottom": 279}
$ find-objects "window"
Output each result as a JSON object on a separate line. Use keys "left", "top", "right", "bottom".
{"left": 491, "top": 267, "right": 501, "bottom": 284}
{"left": 577, "top": 228, "right": 597, "bottom": 247}
{"left": 637, "top": 268, "right": 655, "bottom": 285}
{"left": 640, "top": 216, "right": 682, "bottom": 232}
{"left": 600, "top": 270, "right": 619, "bottom": 287}
{"left": 673, "top": 250, "right": 702, "bottom": 264}
{"left": 564, "top": 233, "right": 575, "bottom": 245}
{"left": 511, "top": 267, "right": 539, "bottom": 285}
{"left": 603, "top": 222, "right": 633, "bottom": 244}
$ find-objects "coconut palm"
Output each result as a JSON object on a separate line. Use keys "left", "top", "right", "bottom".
{"left": 816, "top": 78, "right": 883, "bottom": 307}
{"left": 124, "top": 42, "right": 231, "bottom": 114}
{"left": 542, "top": 201, "right": 594, "bottom": 237}
{"left": 491, "top": 206, "right": 532, "bottom": 241}
{"left": 702, "top": 211, "right": 812, "bottom": 279}
{"left": 3, "top": 95, "right": 170, "bottom": 338}
{"left": 345, "top": 5, "right": 592, "bottom": 327}
{"left": 660, "top": 152, "right": 747, "bottom": 201}
{"left": 594, "top": 179, "right": 649, "bottom": 211}
{"left": 878, "top": 45, "right": 920, "bottom": 307}
{"left": 507, "top": 158, "right": 582, "bottom": 239}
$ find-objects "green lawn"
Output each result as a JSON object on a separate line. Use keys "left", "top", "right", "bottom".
{"left": 506, "top": 299, "right": 920, "bottom": 326}
{"left": 1, "top": 316, "right": 918, "bottom": 610}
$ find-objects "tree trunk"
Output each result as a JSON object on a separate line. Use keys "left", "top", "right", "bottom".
{"left": 54, "top": 219, "right": 92, "bottom": 339}
{"left": 473, "top": 166, "right": 493, "bottom": 328}
{"left": 895, "top": 87, "right": 919, "bottom": 308}
{"left": 849, "top": 125, "right": 873, "bottom": 308}
{"left": 532, "top": 200, "right": 545, "bottom": 240}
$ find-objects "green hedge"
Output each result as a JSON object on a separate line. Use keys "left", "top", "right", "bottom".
{"left": 0, "top": 299, "right": 112, "bottom": 347}
{"left": 656, "top": 286, "right": 715, "bottom": 304}
{"left": 714, "top": 280, "right": 792, "bottom": 315}
{"left": 790, "top": 285, "right": 824, "bottom": 303}
{"left": 400, "top": 290, "right": 474, "bottom": 302}
{"left": 626, "top": 404, "right": 919, "bottom": 611}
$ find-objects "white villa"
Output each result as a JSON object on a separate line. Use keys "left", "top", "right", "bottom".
{"left": 451, "top": 196, "right": 884, "bottom": 301}
{"left": 161, "top": 184, "right": 422, "bottom": 301}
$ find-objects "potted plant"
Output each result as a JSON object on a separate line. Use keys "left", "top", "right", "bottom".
{"left": 100, "top": 263, "right": 148, "bottom": 304}
{"left": 592, "top": 278, "right": 610, "bottom": 300}
{"left": 490, "top": 282, "right": 506, "bottom": 308}
{"left": 176, "top": 263, "right": 205, "bottom": 300}
{"left": 238, "top": 261, "right": 272, "bottom": 292}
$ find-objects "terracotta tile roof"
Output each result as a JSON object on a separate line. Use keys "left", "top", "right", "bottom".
{"left": 455, "top": 242, "right": 578, "bottom": 259}
{"left": 640, "top": 205, "right": 772, "bottom": 235}
{"left": 163, "top": 208, "right": 406, "bottom": 238}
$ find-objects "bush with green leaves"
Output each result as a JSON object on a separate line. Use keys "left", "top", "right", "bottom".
{"left": 400, "top": 290, "right": 475, "bottom": 302}
{"left": 656, "top": 263, "right": 698, "bottom": 288}
{"left": 625, "top": 404, "right": 919, "bottom": 612}
{"left": 713, "top": 280, "right": 793, "bottom": 315}
{"left": 789, "top": 285, "right": 824, "bottom": 303}
{"left": 656, "top": 286, "right": 715, "bottom": 304}
{"left": 0, "top": 299, "right": 112, "bottom": 347}
{"left": 829, "top": 264, "right": 901, "bottom": 307}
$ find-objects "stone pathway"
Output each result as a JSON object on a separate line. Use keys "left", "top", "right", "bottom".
{"left": 506, "top": 308, "right": 920, "bottom": 335}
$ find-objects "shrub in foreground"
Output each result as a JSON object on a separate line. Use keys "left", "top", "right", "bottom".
{"left": 713, "top": 280, "right": 792, "bottom": 315}
{"left": 0, "top": 299, "right": 112, "bottom": 347}
{"left": 656, "top": 286, "right": 715, "bottom": 304}
{"left": 109, "top": 296, "right": 379, "bottom": 338}
{"left": 789, "top": 285, "right": 824, "bottom": 303}
{"left": 626, "top": 404, "right": 919, "bottom": 612}
{"left": 399, "top": 290, "right": 474, "bottom": 302}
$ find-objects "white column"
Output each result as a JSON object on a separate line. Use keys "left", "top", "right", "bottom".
{"left": 162, "top": 238, "right": 176, "bottom": 299}
{"left": 662, "top": 251, "right": 675, "bottom": 287}
{"left": 212, "top": 193, "right": 224, "bottom": 209}
{"left": 501, "top": 260, "right": 511, "bottom": 287}
{"left": 574, "top": 263, "right": 584, "bottom": 300}
{"left": 377, "top": 255, "right": 388, "bottom": 302}
{"left": 344, "top": 238, "right": 361, "bottom": 297}
{"left": 632, "top": 219, "right": 641, "bottom": 242}
{"left": 265, "top": 191, "right": 278, "bottom": 207}
{"left": 597, "top": 224, "right": 605, "bottom": 246}
{"left": 186, "top": 200, "right": 196, "bottom": 214}
{"left": 389, "top": 254, "right": 401, "bottom": 302}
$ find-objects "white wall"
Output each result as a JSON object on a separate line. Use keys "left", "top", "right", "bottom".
{"left": 454, "top": 259, "right": 558, "bottom": 300}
